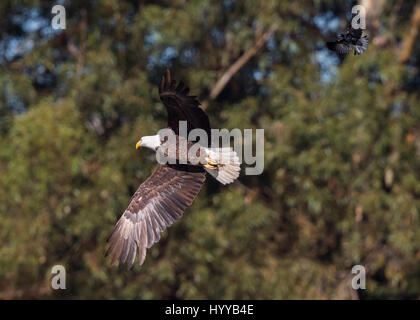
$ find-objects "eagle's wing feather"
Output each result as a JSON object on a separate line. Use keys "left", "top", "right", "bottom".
{"left": 159, "top": 69, "right": 211, "bottom": 144}
{"left": 106, "top": 164, "right": 206, "bottom": 268}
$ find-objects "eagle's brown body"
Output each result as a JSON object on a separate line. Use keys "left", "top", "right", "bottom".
{"left": 158, "top": 132, "right": 207, "bottom": 166}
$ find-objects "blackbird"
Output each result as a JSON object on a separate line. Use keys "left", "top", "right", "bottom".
{"left": 327, "top": 26, "right": 368, "bottom": 56}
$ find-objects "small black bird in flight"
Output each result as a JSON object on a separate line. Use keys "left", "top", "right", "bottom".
{"left": 327, "top": 26, "right": 368, "bottom": 55}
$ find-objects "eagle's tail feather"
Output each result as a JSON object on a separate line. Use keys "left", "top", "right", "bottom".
{"left": 204, "top": 147, "right": 240, "bottom": 185}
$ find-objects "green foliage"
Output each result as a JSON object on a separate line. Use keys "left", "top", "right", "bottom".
{"left": 0, "top": 0, "right": 419, "bottom": 299}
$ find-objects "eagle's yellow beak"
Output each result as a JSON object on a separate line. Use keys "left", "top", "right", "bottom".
{"left": 136, "top": 141, "right": 141, "bottom": 149}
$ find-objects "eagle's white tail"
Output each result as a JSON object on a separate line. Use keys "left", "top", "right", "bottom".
{"left": 204, "top": 147, "right": 240, "bottom": 185}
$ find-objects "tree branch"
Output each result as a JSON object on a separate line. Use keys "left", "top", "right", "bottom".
{"left": 67, "top": 8, "right": 87, "bottom": 77}
{"left": 399, "top": 4, "right": 420, "bottom": 64}
{"left": 201, "top": 24, "right": 278, "bottom": 110}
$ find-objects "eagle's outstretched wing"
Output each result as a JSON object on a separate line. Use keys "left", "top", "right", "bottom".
{"left": 106, "top": 164, "right": 205, "bottom": 268}
{"left": 159, "top": 69, "right": 211, "bottom": 144}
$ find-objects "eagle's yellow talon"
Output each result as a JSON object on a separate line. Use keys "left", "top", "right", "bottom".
{"left": 204, "top": 163, "right": 217, "bottom": 170}
{"left": 205, "top": 157, "right": 218, "bottom": 166}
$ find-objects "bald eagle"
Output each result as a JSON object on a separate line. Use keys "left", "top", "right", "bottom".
{"left": 106, "top": 70, "right": 240, "bottom": 268}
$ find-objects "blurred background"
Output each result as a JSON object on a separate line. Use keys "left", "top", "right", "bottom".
{"left": 0, "top": 0, "right": 419, "bottom": 299}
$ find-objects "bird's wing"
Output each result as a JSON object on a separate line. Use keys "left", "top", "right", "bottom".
{"left": 350, "top": 27, "right": 363, "bottom": 39}
{"left": 106, "top": 164, "right": 206, "bottom": 268}
{"left": 327, "top": 39, "right": 352, "bottom": 55}
{"left": 326, "top": 41, "right": 338, "bottom": 51}
{"left": 354, "top": 35, "right": 369, "bottom": 55}
{"left": 335, "top": 41, "right": 353, "bottom": 55}
{"left": 159, "top": 69, "right": 211, "bottom": 145}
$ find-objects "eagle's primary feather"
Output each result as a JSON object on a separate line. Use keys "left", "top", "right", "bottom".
{"left": 159, "top": 69, "right": 211, "bottom": 144}
{"left": 106, "top": 164, "right": 206, "bottom": 268}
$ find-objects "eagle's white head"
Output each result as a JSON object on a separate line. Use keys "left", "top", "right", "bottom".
{"left": 136, "top": 135, "right": 161, "bottom": 151}
{"left": 136, "top": 129, "right": 176, "bottom": 151}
